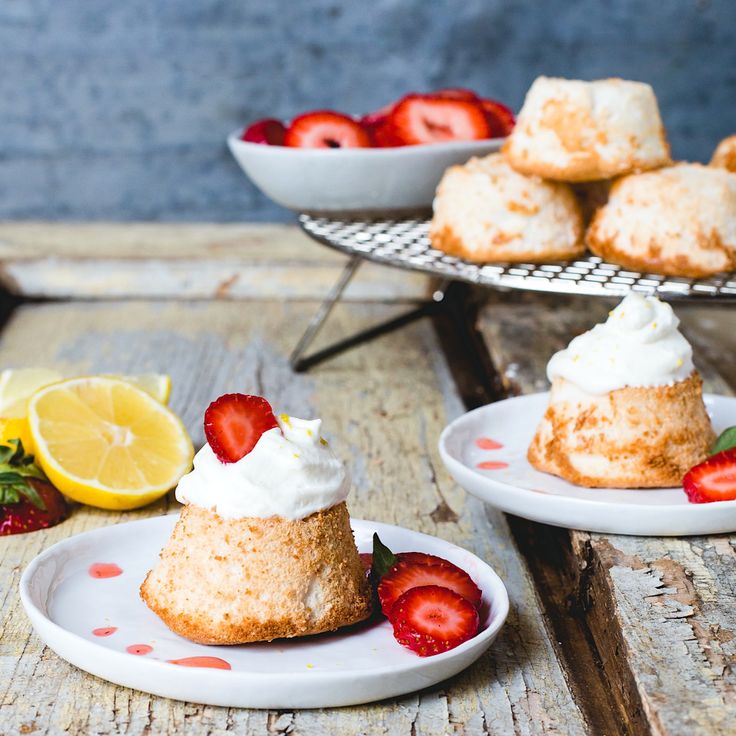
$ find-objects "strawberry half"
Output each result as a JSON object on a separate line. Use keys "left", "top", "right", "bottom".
{"left": 204, "top": 394, "right": 278, "bottom": 463}
{"left": 433, "top": 87, "right": 480, "bottom": 101}
{"left": 388, "top": 94, "right": 490, "bottom": 145}
{"left": 284, "top": 111, "right": 371, "bottom": 149}
{"left": 479, "top": 99, "right": 515, "bottom": 137}
{"left": 241, "top": 118, "right": 287, "bottom": 145}
{"left": 390, "top": 585, "right": 479, "bottom": 657}
{"left": 378, "top": 558, "right": 482, "bottom": 616}
{"left": 683, "top": 449, "right": 736, "bottom": 503}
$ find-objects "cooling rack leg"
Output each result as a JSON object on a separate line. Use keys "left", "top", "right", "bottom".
{"left": 289, "top": 255, "right": 363, "bottom": 372}
{"left": 290, "top": 262, "right": 452, "bottom": 373}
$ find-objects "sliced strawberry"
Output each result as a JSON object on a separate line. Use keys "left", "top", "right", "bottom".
{"left": 390, "top": 585, "right": 479, "bottom": 656}
{"left": 241, "top": 118, "right": 286, "bottom": 145}
{"left": 388, "top": 94, "right": 490, "bottom": 145}
{"left": 683, "top": 449, "right": 736, "bottom": 503}
{"left": 284, "top": 111, "right": 371, "bottom": 149}
{"left": 479, "top": 99, "right": 515, "bottom": 137}
{"left": 359, "top": 552, "right": 373, "bottom": 575}
{"left": 1, "top": 478, "right": 67, "bottom": 536}
{"left": 378, "top": 558, "right": 482, "bottom": 616}
{"left": 433, "top": 88, "right": 479, "bottom": 101}
{"left": 397, "top": 551, "right": 454, "bottom": 567}
{"left": 204, "top": 394, "right": 278, "bottom": 463}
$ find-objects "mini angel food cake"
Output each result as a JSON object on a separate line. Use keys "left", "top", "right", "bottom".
{"left": 528, "top": 293, "right": 714, "bottom": 488}
{"left": 141, "top": 394, "right": 371, "bottom": 644}
{"left": 710, "top": 135, "right": 736, "bottom": 173}
{"left": 429, "top": 153, "right": 584, "bottom": 263}
{"left": 503, "top": 76, "right": 671, "bottom": 181}
{"left": 587, "top": 163, "right": 736, "bottom": 278}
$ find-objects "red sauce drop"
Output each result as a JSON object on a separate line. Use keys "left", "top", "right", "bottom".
{"left": 88, "top": 563, "right": 123, "bottom": 578}
{"left": 477, "top": 461, "right": 509, "bottom": 470}
{"left": 167, "top": 656, "right": 231, "bottom": 670}
{"left": 475, "top": 437, "right": 503, "bottom": 450}
{"left": 126, "top": 644, "right": 153, "bottom": 655}
{"left": 92, "top": 627, "right": 117, "bottom": 637}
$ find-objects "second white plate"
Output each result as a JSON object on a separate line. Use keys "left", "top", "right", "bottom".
{"left": 439, "top": 393, "right": 736, "bottom": 536}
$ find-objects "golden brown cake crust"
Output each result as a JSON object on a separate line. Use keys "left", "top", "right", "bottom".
{"left": 527, "top": 373, "right": 715, "bottom": 488}
{"left": 140, "top": 502, "right": 372, "bottom": 645}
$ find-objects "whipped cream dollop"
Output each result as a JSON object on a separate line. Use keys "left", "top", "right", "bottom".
{"left": 546, "top": 292, "right": 694, "bottom": 394}
{"left": 176, "top": 414, "right": 349, "bottom": 520}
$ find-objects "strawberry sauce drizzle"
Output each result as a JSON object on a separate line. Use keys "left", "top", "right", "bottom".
{"left": 167, "top": 656, "right": 231, "bottom": 670}
{"left": 88, "top": 563, "right": 123, "bottom": 578}
{"left": 475, "top": 437, "right": 503, "bottom": 450}
{"left": 92, "top": 627, "right": 117, "bottom": 637}
{"left": 476, "top": 461, "right": 509, "bottom": 470}
{"left": 126, "top": 644, "right": 153, "bottom": 655}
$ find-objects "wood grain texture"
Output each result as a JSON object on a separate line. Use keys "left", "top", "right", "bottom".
{"left": 0, "top": 223, "right": 431, "bottom": 300}
{"left": 0, "top": 298, "right": 587, "bottom": 735}
{"left": 476, "top": 290, "right": 736, "bottom": 736}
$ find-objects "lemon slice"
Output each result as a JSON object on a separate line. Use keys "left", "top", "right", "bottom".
{"left": 0, "top": 368, "right": 63, "bottom": 418}
{"left": 103, "top": 373, "right": 171, "bottom": 404}
{"left": 28, "top": 377, "right": 194, "bottom": 510}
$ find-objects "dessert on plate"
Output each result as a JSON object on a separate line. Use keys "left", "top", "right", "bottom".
{"left": 586, "top": 163, "right": 736, "bottom": 278}
{"left": 528, "top": 293, "right": 714, "bottom": 488}
{"left": 429, "top": 153, "right": 585, "bottom": 263}
{"left": 710, "top": 134, "right": 736, "bottom": 173}
{"left": 141, "top": 394, "right": 372, "bottom": 644}
{"left": 503, "top": 76, "right": 671, "bottom": 181}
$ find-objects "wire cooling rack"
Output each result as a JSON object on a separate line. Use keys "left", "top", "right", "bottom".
{"left": 300, "top": 214, "right": 736, "bottom": 301}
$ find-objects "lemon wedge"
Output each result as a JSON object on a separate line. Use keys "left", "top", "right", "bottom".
{"left": 28, "top": 377, "right": 193, "bottom": 510}
{"left": 0, "top": 368, "right": 63, "bottom": 418}
{"left": 103, "top": 373, "right": 171, "bottom": 404}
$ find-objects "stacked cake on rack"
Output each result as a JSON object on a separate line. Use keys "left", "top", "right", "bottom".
{"left": 430, "top": 76, "right": 736, "bottom": 278}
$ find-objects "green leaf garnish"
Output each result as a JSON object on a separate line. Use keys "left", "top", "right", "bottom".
{"left": 371, "top": 532, "right": 398, "bottom": 581}
{"left": 712, "top": 426, "right": 736, "bottom": 456}
{"left": 0, "top": 439, "right": 49, "bottom": 510}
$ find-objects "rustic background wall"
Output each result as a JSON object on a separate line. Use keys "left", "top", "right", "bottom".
{"left": 1, "top": 0, "right": 734, "bottom": 222}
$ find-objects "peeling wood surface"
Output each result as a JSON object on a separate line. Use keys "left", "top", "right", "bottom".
{"left": 0, "top": 298, "right": 586, "bottom": 735}
{"left": 476, "top": 289, "right": 736, "bottom": 736}
{"left": 0, "top": 223, "right": 431, "bottom": 300}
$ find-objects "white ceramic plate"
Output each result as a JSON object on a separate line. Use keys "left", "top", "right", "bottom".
{"left": 227, "top": 131, "right": 503, "bottom": 214}
{"left": 439, "top": 393, "right": 736, "bottom": 536}
{"left": 20, "top": 515, "right": 508, "bottom": 708}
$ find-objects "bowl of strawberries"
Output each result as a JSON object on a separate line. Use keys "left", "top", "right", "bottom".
{"left": 227, "top": 88, "right": 514, "bottom": 215}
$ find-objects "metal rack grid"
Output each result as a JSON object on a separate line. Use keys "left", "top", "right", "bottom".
{"left": 300, "top": 214, "right": 736, "bottom": 301}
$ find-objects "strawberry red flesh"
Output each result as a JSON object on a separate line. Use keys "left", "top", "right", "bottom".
{"left": 0, "top": 478, "right": 67, "bottom": 536}
{"left": 204, "top": 394, "right": 278, "bottom": 464}
{"left": 397, "top": 551, "right": 454, "bottom": 567}
{"left": 388, "top": 95, "right": 490, "bottom": 145}
{"left": 378, "top": 558, "right": 482, "bottom": 616}
{"left": 390, "top": 585, "right": 479, "bottom": 656}
{"left": 284, "top": 111, "right": 371, "bottom": 149}
{"left": 433, "top": 88, "right": 480, "bottom": 101}
{"left": 241, "top": 118, "right": 286, "bottom": 145}
{"left": 479, "top": 99, "right": 515, "bottom": 137}
{"left": 683, "top": 449, "right": 736, "bottom": 503}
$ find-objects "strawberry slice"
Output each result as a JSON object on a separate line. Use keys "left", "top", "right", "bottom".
{"left": 390, "top": 585, "right": 479, "bottom": 656}
{"left": 241, "top": 118, "right": 287, "bottom": 145}
{"left": 397, "top": 551, "right": 454, "bottom": 567}
{"left": 683, "top": 448, "right": 736, "bottom": 503}
{"left": 378, "top": 558, "right": 482, "bottom": 616}
{"left": 204, "top": 394, "right": 278, "bottom": 463}
{"left": 388, "top": 95, "right": 490, "bottom": 145}
{"left": 479, "top": 99, "right": 515, "bottom": 137}
{"left": 284, "top": 111, "right": 371, "bottom": 149}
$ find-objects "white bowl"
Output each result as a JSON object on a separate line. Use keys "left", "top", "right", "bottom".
{"left": 227, "top": 129, "right": 503, "bottom": 215}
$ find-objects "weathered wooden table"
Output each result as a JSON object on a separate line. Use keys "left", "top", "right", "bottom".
{"left": 0, "top": 224, "right": 734, "bottom": 736}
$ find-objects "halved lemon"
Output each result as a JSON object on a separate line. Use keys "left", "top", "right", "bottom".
{"left": 103, "top": 373, "right": 171, "bottom": 404}
{"left": 28, "top": 377, "right": 194, "bottom": 510}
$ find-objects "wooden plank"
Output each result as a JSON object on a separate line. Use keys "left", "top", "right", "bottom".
{"left": 476, "top": 290, "right": 736, "bottom": 736}
{"left": 0, "top": 223, "right": 431, "bottom": 300}
{"left": 0, "top": 298, "right": 588, "bottom": 735}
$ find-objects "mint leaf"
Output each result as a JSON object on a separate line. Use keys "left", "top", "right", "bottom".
{"left": 371, "top": 533, "right": 398, "bottom": 581}
{"left": 713, "top": 426, "right": 736, "bottom": 455}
